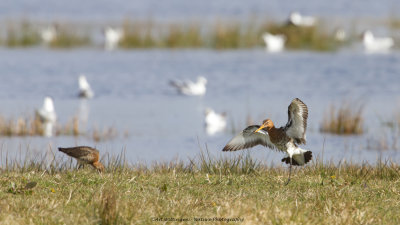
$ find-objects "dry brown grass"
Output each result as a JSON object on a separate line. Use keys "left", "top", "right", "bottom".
{"left": 263, "top": 22, "right": 339, "bottom": 51}
{"left": 320, "top": 101, "right": 365, "bottom": 135}
{"left": 55, "top": 116, "right": 80, "bottom": 136}
{"left": 388, "top": 16, "right": 400, "bottom": 29}
{"left": 211, "top": 22, "right": 241, "bottom": 49}
{"left": 92, "top": 126, "right": 118, "bottom": 142}
{"left": 0, "top": 115, "right": 42, "bottom": 136}
{"left": 4, "top": 21, "right": 41, "bottom": 47}
{"left": 0, "top": 18, "right": 347, "bottom": 51}
{"left": 119, "top": 20, "right": 156, "bottom": 48}
{"left": 48, "top": 25, "right": 91, "bottom": 48}
{"left": 0, "top": 114, "right": 118, "bottom": 141}
{"left": 99, "top": 185, "right": 119, "bottom": 225}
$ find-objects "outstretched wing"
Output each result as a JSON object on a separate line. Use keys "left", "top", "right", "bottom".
{"left": 222, "top": 125, "right": 275, "bottom": 151}
{"left": 284, "top": 98, "right": 308, "bottom": 144}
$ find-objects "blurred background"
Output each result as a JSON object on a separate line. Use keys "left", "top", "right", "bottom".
{"left": 0, "top": 0, "right": 399, "bottom": 166}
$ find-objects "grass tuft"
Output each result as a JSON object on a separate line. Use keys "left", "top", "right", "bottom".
{"left": 0, "top": 114, "right": 118, "bottom": 141}
{"left": 320, "top": 101, "right": 365, "bottom": 135}
{"left": 92, "top": 126, "right": 118, "bottom": 142}
{"left": 211, "top": 22, "right": 241, "bottom": 49}
{"left": 49, "top": 27, "right": 91, "bottom": 48}
{"left": 5, "top": 21, "right": 41, "bottom": 47}
{"left": 194, "top": 148, "right": 260, "bottom": 175}
{"left": 99, "top": 185, "right": 119, "bottom": 225}
{"left": 263, "top": 22, "right": 339, "bottom": 51}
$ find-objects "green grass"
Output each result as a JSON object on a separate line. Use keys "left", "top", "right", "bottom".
{"left": 388, "top": 16, "right": 400, "bottom": 29}
{"left": 0, "top": 150, "right": 399, "bottom": 224}
{"left": 48, "top": 26, "right": 91, "bottom": 48}
{"left": 5, "top": 21, "right": 41, "bottom": 47}
{"left": 263, "top": 22, "right": 340, "bottom": 51}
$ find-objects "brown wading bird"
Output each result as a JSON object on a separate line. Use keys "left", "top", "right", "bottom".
{"left": 223, "top": 98, "right": 312, "bottom": 185}
{"left": 58, "top": 146, "right": 105, "bottom": 172}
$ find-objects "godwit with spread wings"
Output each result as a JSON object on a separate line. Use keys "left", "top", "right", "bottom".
{"left": 223, "top": 98, "right": 312, "bottom": 184}
{"left": 58, "top": 146, "right": 105, "bottom": 172}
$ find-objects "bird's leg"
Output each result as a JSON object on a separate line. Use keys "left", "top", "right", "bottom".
{"left": 285, "top": 157, "right": 293, "bottom": 185}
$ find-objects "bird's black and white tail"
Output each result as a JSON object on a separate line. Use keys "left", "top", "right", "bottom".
{"left": 281, "top": 151, "right": 312, "bottom": 166}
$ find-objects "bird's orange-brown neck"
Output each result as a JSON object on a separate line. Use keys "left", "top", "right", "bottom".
{"left": 262, "top": 120, "right": 286, "bottom": 143}
{"left": 92, "top": 161, "right": 105, "bottom": 173}
{"left": 266, "top": 124, "right": 280, "bottom": 139}
{"left": 255, "top": 119, "right": 276, "bottom": 134}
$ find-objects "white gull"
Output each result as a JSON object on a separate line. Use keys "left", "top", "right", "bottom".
{"left": 169, "top": 76, "right": 207, "bottom": 96}
{"left": 363, "top": 30, "right": 394, "bottom": 53}
{"left": 36, "top": 96, "right": 57, "bottom": 137}
{"left": 205, "top": 108, "right": 227, "bottom": 135}
{"left": 41, "top": 26, "right": 57, "bottom": 44}
{"left": 104, "top": 27, "right": 124, "bottom": 50}
{"left": 289, "top": 12, "right": 316, "bottom": 27}
{"left": 262, "top": 33, "right": 286, "bottom": 52}
{"left": 78, "top": 75, "right": 94, "bottom": 99}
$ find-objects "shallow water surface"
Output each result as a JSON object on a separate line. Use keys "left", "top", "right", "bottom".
{"left": 2, "top": 0, "right": 399, "bottom": 21}
{"left": 0, "top": 49, "right": 399, "bottom": 165}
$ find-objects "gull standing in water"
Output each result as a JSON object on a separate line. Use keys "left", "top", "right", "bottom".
{"left": 205, "top": 108, "right": 227, "bottom": 135}
{"left": 288, "top": 12, "right": 316, "bottom": 27}
{"left": 262, "top": 33, "right": 286, "bottom": 52}
{"left": 36, "top": 96, "right": 57, "bottom": 137}
{"left": 169, "top": 76, "right": 207, "bottom": 96}
{"left": 40, "top": 26, "right": 57, "bottom": 45}
{"left": 78, "top": 75, "right": 94, "bottom": 99}
{"left": 104, "top": 27, "right": 124, "bottom": 51}
{"left": 223, "top": 98, "right": 312, "bottom": 185}
{"left": 362, "top": 30, "right": 394, "bottom": 53}
{"left": 58, "top": 146, "right": 105, "bottom": 172}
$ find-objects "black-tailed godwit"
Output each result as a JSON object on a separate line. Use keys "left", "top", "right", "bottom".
{"left": 223, "top": 98, "right": 312, "bottom": 184}
{"left": 58, "top": 146, "right": 105, "bottom": 172}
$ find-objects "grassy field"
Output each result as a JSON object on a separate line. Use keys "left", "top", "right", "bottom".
{"left": 0, "top": 151, "right": 399, "bottom": 225}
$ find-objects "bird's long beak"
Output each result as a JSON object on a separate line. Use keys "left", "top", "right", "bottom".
{"left": 254, "top": 124, "right": 266, "bottom": 133}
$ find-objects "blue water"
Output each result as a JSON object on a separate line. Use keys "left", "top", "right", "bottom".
{"left": 0, "top": 48, "right": 399, "bottom": 166}
{"left": 1, "top": 0, "right": 399, "bottom": 21}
